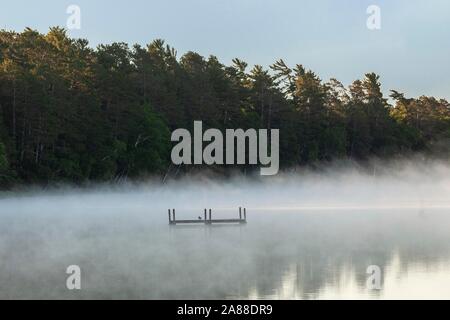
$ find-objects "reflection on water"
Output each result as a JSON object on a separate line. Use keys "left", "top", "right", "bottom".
{"left": 222, "top": 210, "right": 450, "bottom": 300}
{"left": 0, "top": 191, "right": 449, "bottom": 299}
{"left": 245, "top": 254, "right": 450, "bottom": 300}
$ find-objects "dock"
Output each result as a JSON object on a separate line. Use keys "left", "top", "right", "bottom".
{"left": 168, "top": 207, "right": 247, "bottom": 225}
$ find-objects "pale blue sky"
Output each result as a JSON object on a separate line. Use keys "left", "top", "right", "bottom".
{"left": 1, "top": 0, "right": 449, "bottom": 99}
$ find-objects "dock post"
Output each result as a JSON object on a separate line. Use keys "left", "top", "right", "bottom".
{"left": 204, "top": 209, "right": 207, "bottom": 223}
{"left": 209, "top": 209, "right": 212, "bottom": 223}
{"left": 239, "top": 207, "right": 242, "bottom": 220}
{"left": 168, "top": 209, "right": 171, "bottom": 224}
{"left": 244, "top": 208, "right": 247, "bottom": 221}
{"left": 172, "top": 208, "right": 176, "bottom": 223}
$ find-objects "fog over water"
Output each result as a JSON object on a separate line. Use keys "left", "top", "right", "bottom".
{"left": 0, "top": 159, "right": 450, "bottom": 299}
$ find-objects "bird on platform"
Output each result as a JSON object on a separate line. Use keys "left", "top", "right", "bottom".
{"left": 198, "top": 216, "right": 202, "bottom": 220}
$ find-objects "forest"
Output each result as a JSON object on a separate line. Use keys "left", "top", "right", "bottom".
{"left": 0, "top": 27, "right": 449, "bottom": 188}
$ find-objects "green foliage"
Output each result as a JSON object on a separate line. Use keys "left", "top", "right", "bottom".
{"left": 123, "top": 104, "right": 171, "bottom": 177}
{"left": 0, "top": 28, "right": 448, "bottom": 187}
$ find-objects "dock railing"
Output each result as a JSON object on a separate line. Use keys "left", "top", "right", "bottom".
{"left": 168, "top": 207, "right": 247, "bottom": 225}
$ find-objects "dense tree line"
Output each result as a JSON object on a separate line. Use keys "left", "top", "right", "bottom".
{"left": 0, "top": 28, "right": 449, "bottom": 188}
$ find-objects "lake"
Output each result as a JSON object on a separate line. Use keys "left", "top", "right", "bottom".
{"left": 1, "top": 163, "right": 449, "bottom": 299}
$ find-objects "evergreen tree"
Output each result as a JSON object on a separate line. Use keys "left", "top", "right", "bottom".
{"left": 0, "top": 27, "right": 448, "bottom": 188}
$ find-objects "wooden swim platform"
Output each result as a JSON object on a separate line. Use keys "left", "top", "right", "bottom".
{"left": 168, "top": 207, "right": 247, "bottom": 225}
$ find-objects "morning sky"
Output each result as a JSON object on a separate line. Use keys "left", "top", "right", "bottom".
{"left": 1, "top": 0, "right": 449, "bottom": 100}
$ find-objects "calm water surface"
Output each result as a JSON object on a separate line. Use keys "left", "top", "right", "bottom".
{"left": 0, "top": 192, "right": 449, "bottom": 299}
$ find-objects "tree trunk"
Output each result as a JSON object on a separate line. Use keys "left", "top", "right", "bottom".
{"left": 12, "top": 80, "right": 17, "bottom": 138}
